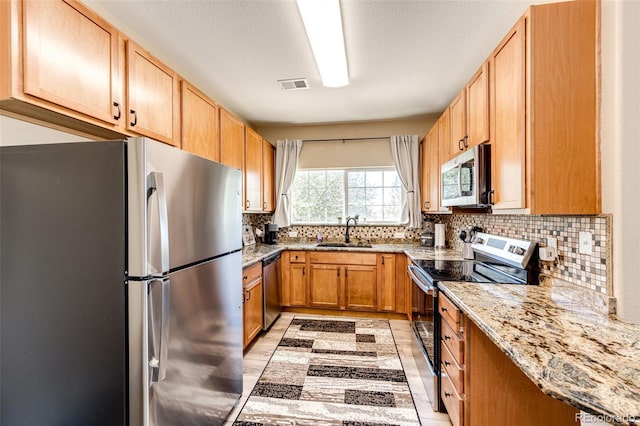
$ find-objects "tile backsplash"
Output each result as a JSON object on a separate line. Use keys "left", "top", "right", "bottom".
{"left": 243, "top": 212, "right": 612, "bottom": 295}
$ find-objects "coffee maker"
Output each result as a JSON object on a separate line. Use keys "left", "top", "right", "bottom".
{"left": 263, "top": 223, "right": 279, "bottom": 245}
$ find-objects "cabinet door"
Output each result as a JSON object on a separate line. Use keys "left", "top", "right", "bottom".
{"left": 491, "top": 19, "right": 526, "bottom": 209}
{"left": 289, "top": 264, "right": 307, "bottom": 306}
{"left": 219, "top": 108, "right": 244, "bottom": 170}
{"left": 244, "top": 128, "right": 262, "bottom": 211}
{"left": 438, "top": 109, "right": 451, "bottom": 163}
{"left": 180, "top": 81, "right": 219, "bottom": 162}
{"left": 243, "top": 278, "right": 263, "bottom": 349}
{"left": 23, "top": 0, "right": 121, "bottom": 125}
{"left": 466, "top": 62, "right": 490, "bottom": 148}
{"left": 262, "top": 140, "right": 275, "bottom": 212}
{"left": 309, "top": 264, "right": 341, "bottom": 309}
{"left": 449, "top": 89, "right": 467, "bottom": 155}
{"left": 422, "top": 124, "right": 441, "bottom": 213}
{"left": 126, "top": 39, "right": 180, "bottom": 146}
{"left": 344, "top": 266, "right": 377, "bottom": 311}
{"left": 377, "top": 254, "right": 396, "bottom": 312}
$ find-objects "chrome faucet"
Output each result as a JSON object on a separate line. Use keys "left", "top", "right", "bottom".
{"left": 345, "top": 214, "right": 359, "bottom": 243}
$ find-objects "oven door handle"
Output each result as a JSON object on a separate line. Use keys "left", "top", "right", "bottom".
{"left": 408, "top": 265, "right": 436, "bottom": 293}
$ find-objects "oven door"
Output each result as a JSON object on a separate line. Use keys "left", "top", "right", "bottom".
{"left": 408, "top": 265, "right": 444, "bottom": 412}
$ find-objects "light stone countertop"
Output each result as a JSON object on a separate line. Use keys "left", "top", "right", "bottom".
{"left": 241, "top": 242, "right": 464, "bottom": 268}
{"left": 438, "top": 280, "right": 640, "bottom": 425}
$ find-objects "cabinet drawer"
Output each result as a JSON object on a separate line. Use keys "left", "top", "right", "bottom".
{"left": 243, "top": 262, "right": 262, "bottom": 284}
{"left": 441, "top": 370, "right": 464, "bottom": 426}
{"left": 289, "top": 251, "right": 306, "bottom": 263}
{"left": 439, "top": 292, "right": 461, "bottom": 329}
{"left": 309, "top": 252, "right": 376, "bottom": 265}
{"left": 441, "top": 316, "right": 464, "bottom": 363}
{"left": 441, "top": 340, "right": 464, "bottom": 395}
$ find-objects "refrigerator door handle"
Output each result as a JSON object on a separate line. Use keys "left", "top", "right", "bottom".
{"left": 148, "top": 278, "right": 170, "bottom": 383}
{"left": 147, "top": 171, "right": 170, "bottom": 274}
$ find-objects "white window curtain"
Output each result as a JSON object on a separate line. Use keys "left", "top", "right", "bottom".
{"left": 273, "top": 139, "right": 303, "bottom": 227}
{"left": 390, "top": 134, "right": 422, "bottom": 228}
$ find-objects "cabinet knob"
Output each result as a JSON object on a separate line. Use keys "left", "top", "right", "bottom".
{"left": 263, "top": 201, "right": 267, "bottom": 210}
{"left": 130, "top": 109, "right": 137, "bottom": 127}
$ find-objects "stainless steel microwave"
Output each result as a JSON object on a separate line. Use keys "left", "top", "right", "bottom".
{"left": 441, "top": 144, "right": 491, "bottom": 207}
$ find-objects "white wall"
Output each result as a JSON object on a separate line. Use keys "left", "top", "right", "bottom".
{"left": 601, "top": 0, "right": 640, "bottom": 324}
{"left": 0, "top": 115, "right": 93, "bottom": 146}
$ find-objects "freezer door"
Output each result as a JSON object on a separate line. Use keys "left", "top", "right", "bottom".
{"left": 128, "top": 137, "right": 242, "bottom": 277}
{"left": 129, "top": 252, "right": 243, "bottom": 425}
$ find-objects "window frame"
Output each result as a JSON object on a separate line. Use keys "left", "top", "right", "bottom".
{"left": 290, "top": 166, "right": 405, "bottom": 226}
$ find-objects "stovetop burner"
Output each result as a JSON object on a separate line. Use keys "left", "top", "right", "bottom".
{"left": 412, "top": 232, "right": 539, "bottom": 286}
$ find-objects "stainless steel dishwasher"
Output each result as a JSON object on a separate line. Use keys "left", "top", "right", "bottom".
{"left": 262, "top": 252, "right": 281, "bottom": 330}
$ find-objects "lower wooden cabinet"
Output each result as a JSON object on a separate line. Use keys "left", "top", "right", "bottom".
{"left": 439, "top": 292, "right": 580, "bottom": 425}
{"left": 280, "top": 250, "right": 407, "bottom": 314}
{"left": 280, "top": 251, "right": 307, "bottom": 307}
{"left": 242, "top": 263, "right": 263, "bottom": 349}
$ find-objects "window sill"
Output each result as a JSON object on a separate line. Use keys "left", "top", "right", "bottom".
{"left": 290, "top": 222, "right": 407, "bottom": 227}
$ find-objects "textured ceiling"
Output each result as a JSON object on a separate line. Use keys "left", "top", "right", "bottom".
{"left": 86, "top": 0, "right": 554, "bottom": 126}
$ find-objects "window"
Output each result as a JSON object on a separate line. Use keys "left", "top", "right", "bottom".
{"left": 290, "top": 168, "right": 404, "bottom": 224}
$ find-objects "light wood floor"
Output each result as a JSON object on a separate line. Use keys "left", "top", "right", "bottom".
{"left": 224, "top": 312, "right": 452, "bottom": 426}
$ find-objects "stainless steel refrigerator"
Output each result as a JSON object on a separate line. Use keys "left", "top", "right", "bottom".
{"left": 0, "top": 138, "right": 243, "bottom": 425}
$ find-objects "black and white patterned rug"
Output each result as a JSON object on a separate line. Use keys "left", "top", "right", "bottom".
{"left": 233, "top": 317, "right": 421, "bottom": 425}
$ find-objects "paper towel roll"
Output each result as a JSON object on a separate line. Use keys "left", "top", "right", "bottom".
{"left": 435, "top": 223, "right": 446, "bottom": 249}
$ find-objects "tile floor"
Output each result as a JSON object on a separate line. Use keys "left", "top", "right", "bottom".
{"left": 224, "top": 312, "right": 452, "bottom": 426}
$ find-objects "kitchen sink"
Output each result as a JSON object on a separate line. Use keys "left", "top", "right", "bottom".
{"left": 316, "top": 242, "right": 373, "bottom": 248}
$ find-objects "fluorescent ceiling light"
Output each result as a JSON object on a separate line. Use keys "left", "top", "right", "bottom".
{"left": 296, "top": 0, "right": 349, "bottom": 88}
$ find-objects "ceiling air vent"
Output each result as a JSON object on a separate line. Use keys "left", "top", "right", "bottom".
{"left": 278, "top": 78, "right": 310, "bottom": 91}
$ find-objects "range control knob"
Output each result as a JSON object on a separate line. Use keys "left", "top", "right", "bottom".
{"left": 514, "top": 247, "right": 526, "bottom": 256}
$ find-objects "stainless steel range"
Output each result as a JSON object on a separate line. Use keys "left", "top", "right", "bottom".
{"left": 407, "top": 232, "right": 538, "bottom": 412}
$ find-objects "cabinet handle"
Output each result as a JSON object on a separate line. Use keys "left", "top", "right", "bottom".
{"left": 302, "top": 266, "right": 305, "bottom": 275}
{"left": 337, "top": 268, "right": 340, "bottom": 277}
{"left": 489, "top": 189, "right": 496, "bottom": 205}
{"left": 243, "top": 275, "right": 248, "bottom": 282}
{"left": 130, "top": 109, "right": 137, "bottom": 127}
{"left": 113, "top": 102, "right": 121, "bottom": 120}
{"left": 444, "top": 360, "right": 451, "bottom": 367}
{"left": 444, "top": 334, "right": 451, "bottom": 341}
{"left": 463, "top": 135, "right": 469, "bottom": 148}
{"left": 458, "top": 138, "right": 465, "bottom": 151}
{"left": 381, "top": 257, "right": 385, "bottom": 265}
{"left": 444, "top": 392, "right": 452, "bottom": 398}
{"left": 263, "top": 201, "right": 267, "bottom": 210}
{"left": 441, "top": 307, "right": 448, "bottom": 312}
{"left": 242, "top": 291, "right": 246, "bottom": 304}
{"left": 246, "top": 200, "right": 250, "bottom": 209}
{"left": 245, "top": 289, "right": 251, "bottom": 301}
{"left": 345, "top": 267, "right": 348, "bottom": 277}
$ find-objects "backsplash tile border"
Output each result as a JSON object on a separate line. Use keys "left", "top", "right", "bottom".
{"left": 243, "top": 212, "right": 612, "bottom": 295}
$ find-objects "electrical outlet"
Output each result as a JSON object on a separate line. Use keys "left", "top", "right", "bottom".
{"left": 288, "top": 231, "right": 298, "bottom": 238}
{"left": 579, "top": 231, "right": 593, "bottom": 255}
{"left": 394, "top": 232, "right": 405, "bottom": 239}
{"left": 547, "top": 237, "right": 557, "bottom": 251}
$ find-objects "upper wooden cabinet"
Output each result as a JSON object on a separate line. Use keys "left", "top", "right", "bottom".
{"left": 490, "top": 1, "right": 598, "bottom": 214}
{"left": 22, "top": 0, "right": 122, "bottom": 125}
{"left": 421, "top": 125, "right": 442, "bottom": 213}
{"left": 180, "top": 80, "right": 219, "bottom": 162}
{"left": 126, "top": 39, "right": 180, "bottom": 146}
{"left": 244, "top": 127, "right": 262, "bottom": 212}
{"left": 449, "top": 89, "right": 467, "bottom": 155}
{"left": 438, "top": 108, "right": 452, "bottom": 163}
{"left": 466, "top": 63, "right": 490, "bottom": 148}
{"left": 219, "top": 108, "right": 244, "bottom": 170}
{"left": 1, "top": 0, "right": 126, "bottom": 138}
{"left": 262, "top": 140, "right": 275, "bottom": 212}
{"left": 450, "top": 63, "right": 490, "bottom": 156}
